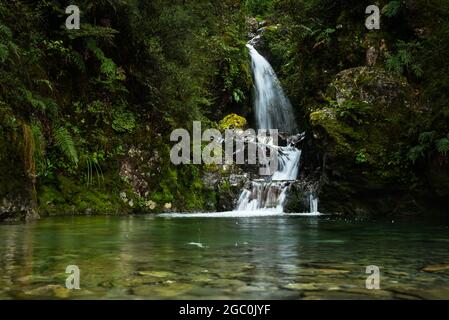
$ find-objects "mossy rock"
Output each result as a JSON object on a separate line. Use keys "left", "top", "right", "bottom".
{"left": 219, "top": 113, "right": 247, "bottom": 130}
{"left": 37, "top": 175, "right": 130, "bottom": 216}
{"left": 310, "top": 66, "right": 422, "bottom": 216}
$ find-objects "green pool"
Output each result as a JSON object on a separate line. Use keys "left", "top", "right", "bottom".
{"left": 1, "top": 214, "right": 449, "bottom": 299}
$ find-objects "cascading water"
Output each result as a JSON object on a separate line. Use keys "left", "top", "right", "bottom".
{"left": 247, "top": 44, "right": 297, "bottom": 133}
{"left": 234, "top": 44, "right": 319, "bottom": 214}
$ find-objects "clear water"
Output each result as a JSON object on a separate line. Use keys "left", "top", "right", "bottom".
{"left": 1, "top": 215, "right": 449, "bottom": 300}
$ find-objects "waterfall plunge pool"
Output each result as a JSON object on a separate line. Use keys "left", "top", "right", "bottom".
{"left": 1, "top": 214, "right": 449, "bottom": 299}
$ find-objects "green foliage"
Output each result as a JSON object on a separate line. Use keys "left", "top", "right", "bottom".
{"left": 436, "top": 134, "right": 449, "bottom": 156}
{"left": 86, "top": 39, "right": 126, "bottom": 92}
{"left": 3, "top": 0, "right": 447, "bottom": 216}
{"left": 407, "top": 132, "right": 449, "bottom": 162}
{"left": 355, "top": 149, "right": 369, "bottom": 164}
{"left": 112, "top": 110, "right": 136, "bottom": 133}
{"left": 81, "top": 152, "right": 105, "bottom": 187}
{"left": 382, "top": 1, "right": 402, "bottom": 18}
{"left": 385, "top": 41, "right": 423, "bottom": 78}
{"left": 53, "top": 126, "right": 79, "bottom": 166}
{"left": 336, "top": 100, "right": 371, "bottom": 125}
{"left": 244, "top": 0, "right": 273, "bottom": 17}
{"left": 407, "top": 132, "right": 433, "bottom": 163}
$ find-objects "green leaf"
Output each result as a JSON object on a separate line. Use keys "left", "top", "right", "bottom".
{"left": 382, "top": 1, "right": 402, "bottom": 18}
{"left": 53, "top": 126, "right": 79, "bottom": 166}
{"left": 436, "top": 137, "right": 449, "bottom": 156}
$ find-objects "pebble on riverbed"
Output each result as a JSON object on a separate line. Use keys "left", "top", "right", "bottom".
{"left": 421, "top": 263, "right": 449, "bottom": 273}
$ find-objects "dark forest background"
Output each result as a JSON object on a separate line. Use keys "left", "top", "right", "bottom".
{"left": 1, "top": 0, "right": 448, "bottom": 220}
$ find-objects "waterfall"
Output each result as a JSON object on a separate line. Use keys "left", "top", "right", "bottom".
{"left": 234, "top": 44, "right": 318, "bottom": 213}
{"left": 247, "top": 44, "right": 297, "bottom": 133}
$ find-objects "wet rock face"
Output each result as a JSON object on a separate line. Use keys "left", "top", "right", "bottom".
{"left": 426, "top": 158, "right": 449, "bottom": 198}
{"left": 0, "top": 132, "right": 39, "bottom": 221}
{"left": 0, "top": 195, "right": 38, "bottom": 222}
{"left": 283, "top": 181, "right": 317, "bottom": 213}
{"left": 310, "top": 66, "right": 425, "bottom": 216}
{"left": 331, "top": 67, "right": 415, "bottom": 110}
{"left": 119, "top": 146, "right": 161, "bottom": 198}
{"left": 202, "top": 167, "right": 248, "bottom": 212}
{"left": 246, "top": 17, "right": 259, "bottom": 35}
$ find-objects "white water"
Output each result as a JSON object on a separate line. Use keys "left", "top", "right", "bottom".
{"left": 234, "top": 44, "right": 319, "bottom": 214}
{"left": 160, "top": 42, "right": 320, "bottom": 219}
{"left": 247, "top": 44, "right": 297, "bottom": 133}
{"left": 309, "top": 195, "right": 319, "bottom": 215}
{"left": 158, "top": 211, "right": 323, "bottom": 218}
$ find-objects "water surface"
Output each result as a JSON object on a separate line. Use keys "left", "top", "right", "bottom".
{"left": 1, "top": 214, "right": 449, "bottom": 299}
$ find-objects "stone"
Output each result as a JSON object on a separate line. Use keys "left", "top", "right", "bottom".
{"left": 246, "top": 17, "right": 259, "bottom": 33}
{"left": 136, "top": 270, "right": 175, "bottom": 278}
{"left": 309, "top": 66, "right": 424, "bottom": 216}
{"left": 282, "top": 283, "right": 320, "bottom": 291}
{"left": 421, "top": 263, "right": 449, "bottom": 273}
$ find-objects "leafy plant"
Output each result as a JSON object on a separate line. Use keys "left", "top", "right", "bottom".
{"left": 336, "top": 100, "right": 371, "bottom": 125}
{"left": 385, "top": 41, "right": 423, "bottom": 77}
{"left": 407, "top": 132, "right": 440, "bottom": 163}
{"left": 436, "top": 134, "right": 449, "bottom": 156}
{"left": 382, "top": 1, "right": 402, "bottom": 18}
{"left": 355, "top": 149, "right": 369, "bottom": 164}
{"left": 81, "top": 152, "right": 105, "bottom": 187}
{"left": 53, "top": 126, "right": 79, "bottom": 166}
{"left": 112, "top": 110, "right": 136, "bottom": 133}
{"left": 86, "top": 39, "right": 126, "bottom": 91}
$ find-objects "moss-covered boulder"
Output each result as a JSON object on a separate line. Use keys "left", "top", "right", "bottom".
{"left": 310, "top": 66, "right": 423, "bottom": 216}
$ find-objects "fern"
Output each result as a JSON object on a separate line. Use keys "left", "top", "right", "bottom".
{"left": 418, "top": 131, "right": 434, "bottom": 145}
{"left": 86, "top": 39, "right": 126, "bottom": 91}
{"left": 386, "top": 41, "right": 423, "bottom": 77}
{"left": 407, "top": 132, "right": 435, "bottom": 163}
{"left": 407, "top": 145, "right": 425, "bottom": 163}
{"left": 436, "top": 134, "right": 449, "bottom": 156}
{"left": 53, "top": 126, "right": 79, "bottom": 166}
{"left": 382, "top": 1, "right": 402, "bottom": 18}
{"left": 86, "top": 39, "right": 117, "bottom": 77}
{"left": 69, "top": 51, "right": 86, "bottom": 73}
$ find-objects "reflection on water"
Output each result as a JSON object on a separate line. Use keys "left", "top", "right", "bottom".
{"left": 1, "top": 215, "right": 449, "bottom": 299}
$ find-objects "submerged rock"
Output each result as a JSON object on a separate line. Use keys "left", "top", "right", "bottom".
{"left": 136, "top": 270, "right": 175, "bottom": 278}
{"left": 421, "top": 263, "right": 449, "bottom": 273}
{"left": 282, "top": 283, "right": 320, "bottom": 291}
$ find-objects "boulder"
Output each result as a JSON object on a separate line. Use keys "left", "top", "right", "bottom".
{"left": 246, "top": 17, "right": 259, "bottom": 34}
{"left": 309, "top": 66, "right": 423, "bottom": 216}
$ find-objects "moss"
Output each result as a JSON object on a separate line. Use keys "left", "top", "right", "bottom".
{"left": 37, "top": 175, "right": 130, "bottom": 216}
{"left": 310, "top": 108, "right": 358, "bottom": 156}
{"left": 219, "top": 113, "right": 247, "bottom": 130}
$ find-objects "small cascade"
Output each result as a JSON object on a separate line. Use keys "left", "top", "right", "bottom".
{"left": 309, "top": 195, "right": 319, "bottom": 215}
